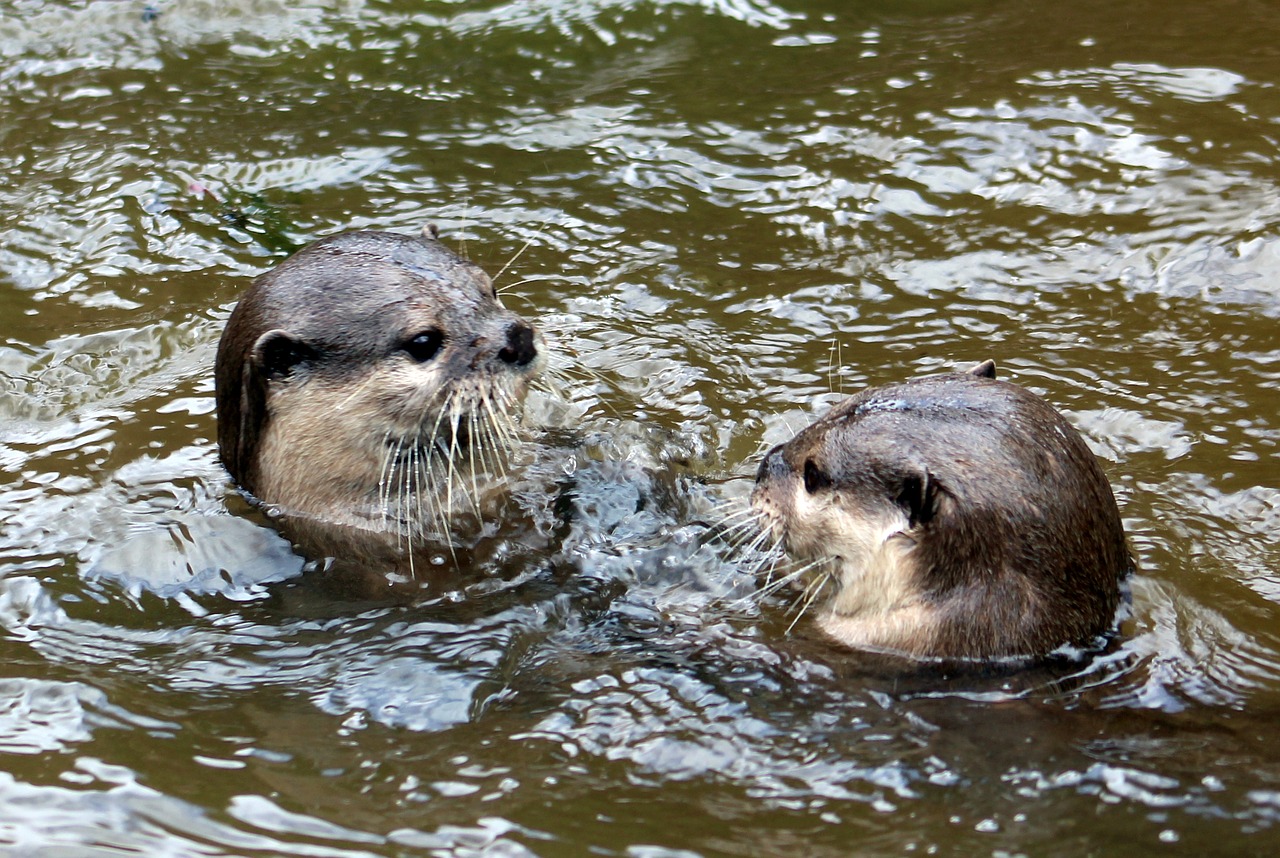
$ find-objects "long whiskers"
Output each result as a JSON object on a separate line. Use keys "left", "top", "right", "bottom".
{"left": 370, "top": 376, "right": 525, "bottom": 564}
{"left": 708, "top": 501, "right": 837, "bottom": 637}
{"left": 492, "top": 233, "right": 538, "bottom": 290}
{"left": 785, "top": 570, "right": 832, "bottom": 635}
{"left": 706, "top": 507, "right": 765, "bottom": 548}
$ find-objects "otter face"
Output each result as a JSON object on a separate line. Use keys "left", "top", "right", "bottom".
{"left": 215, "top": 229, "right": 546, "bottom": 535}
{"left": 750, "top": 361, "right": 1130, "bottom": 660}
{"left": 752, "top": 432, "right": 928, "bottom": 622}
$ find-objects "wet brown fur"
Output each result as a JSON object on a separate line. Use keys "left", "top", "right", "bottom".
{"left": 214, "top": 229, "right": 543, "bottom": 536}
{"left": 752, "top": 361, "right": 1131, "bottom": 660}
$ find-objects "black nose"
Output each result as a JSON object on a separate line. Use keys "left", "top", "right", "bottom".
{"left": 498, "top": 321, "right": 537, "bottom": 367}
{"left": 755, "top": 444, "right": 788, "bottom": 483}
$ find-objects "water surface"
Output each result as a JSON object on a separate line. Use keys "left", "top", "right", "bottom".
{"left": 2, "top": 0, "right": 1280, "bottom": 854}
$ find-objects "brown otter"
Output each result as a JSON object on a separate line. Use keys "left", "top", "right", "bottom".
{"left": 750, "top": 360, "right": 1131, "bottom": 661}
{"left": 215, "top": 228, "right": 545, "bottom": 551}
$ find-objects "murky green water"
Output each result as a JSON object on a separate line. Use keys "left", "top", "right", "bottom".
{"left": 2, "top": 0, "right": 1280, "bottom": 854}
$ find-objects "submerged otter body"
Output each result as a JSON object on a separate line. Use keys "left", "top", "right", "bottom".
{"left": 751, "top": 361, "right": 1131, "bottom": 661}
{"left": 215, "top": 229, "right": 545, "bottom": 547}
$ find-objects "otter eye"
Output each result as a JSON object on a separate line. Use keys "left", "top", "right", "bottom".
{"left": 803, "top": 459, "right": 832, "bottom": 494}
{"left": 402, "top": 329, "right": 444, "bottom": 362}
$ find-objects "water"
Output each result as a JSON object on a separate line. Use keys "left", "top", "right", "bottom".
{"left": 2, "top": 0, "right": 1280, "bottom": 854}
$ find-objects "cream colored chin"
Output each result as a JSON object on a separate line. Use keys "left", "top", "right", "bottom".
{"left": 251, "top": 363, "right": 523, "bottom": 532}
{"left": 253, "top": 376, "right": 395, "bottom": 525}
{"left": 815, "top": 603, "right": 937, "bottom": 657}
{"left": 779, "top": 486, "right": 936, "bottom": 654}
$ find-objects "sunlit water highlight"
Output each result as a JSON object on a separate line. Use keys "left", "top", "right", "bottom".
{"left": 1, "top": 0, "right": 1279, "bottom": 854}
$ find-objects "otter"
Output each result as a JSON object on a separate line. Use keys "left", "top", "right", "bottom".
{"left": 214, "top": 228, "right": 545, "bottom": 550}
{"left": 750, "top": 360, "right": 1131, "bottom": 661}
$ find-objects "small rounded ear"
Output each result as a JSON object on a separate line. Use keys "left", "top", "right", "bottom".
{"left": 968, "top": 359, "right": 997, "bottom": 380}
{"left": 253, "top": 329, "right": 318, "bottom": 381}
{"left": 897, "top": 469, "right": 940, "bottom": 529}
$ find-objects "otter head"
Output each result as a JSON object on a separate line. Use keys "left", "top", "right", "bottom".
{"left": 214, "top": 229, "right": 545, "bottom": 535}
{"left": 751, "top": 360, "right": 1130, "bottom": 661}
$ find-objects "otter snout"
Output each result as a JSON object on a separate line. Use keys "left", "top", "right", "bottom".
{"left": 755, "top": 444, "right": 789, "bottom": 484}
{"left": 750, "top": 444, "right": 794, "bottom": 550}
{"left": 499, "top": 321, "right": 538, "bottom": 367}
{"left": 215, "top": 228, "right": 549, "bottom": 538}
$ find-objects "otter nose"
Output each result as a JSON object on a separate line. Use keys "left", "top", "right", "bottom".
{"left": 755, "top": 444, "right": 789, "bottom": 484}
{"left": 498, "top": 321, "right": 537, "bottom": 367}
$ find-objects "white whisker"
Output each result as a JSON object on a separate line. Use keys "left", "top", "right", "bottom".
{"left": 784, "top": 567, "right": 832, "bottom": 634}
{"left": 466, "top": 410, "right": 483, "bottom": 518}
{"left": 492, "top": 233, "right": 537, "bottom": 289}
{"left": 758, "top": 557, "right": 825, "bottom": 601}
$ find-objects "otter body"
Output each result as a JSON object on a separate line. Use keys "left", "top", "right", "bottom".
{"left": 751, "top": 361, "right": 1130, "bottom": 661}
{"left": 215, "top": 229, "right": 544, "bottom": 542}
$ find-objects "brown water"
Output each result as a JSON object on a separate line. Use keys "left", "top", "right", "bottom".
{"left": 2, "top": 0, "right": 1280, "bottom": 854}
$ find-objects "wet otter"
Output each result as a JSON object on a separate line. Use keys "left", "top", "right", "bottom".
{"left": 750, "top": 360, "right": 1131, "bottom": 661}
{"left": 215, "top": 228, "right": 545, "bottom": 551}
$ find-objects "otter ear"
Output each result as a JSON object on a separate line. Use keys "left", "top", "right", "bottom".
{"left": 967, "top": 359, "right": 997, "bottom": 379}
{"left": 897, "top": 469, "right": 940, "bottom": 529}
{"left": 252, "top": 329, "right": 318, "bottom": 381}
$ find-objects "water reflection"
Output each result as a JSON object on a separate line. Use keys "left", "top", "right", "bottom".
{"left": 2, "top": 0, "right": 1280, "bottom": 854}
